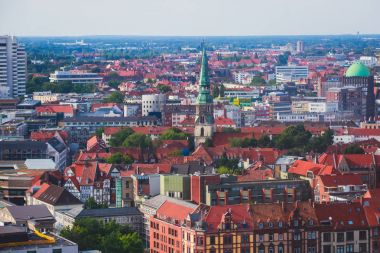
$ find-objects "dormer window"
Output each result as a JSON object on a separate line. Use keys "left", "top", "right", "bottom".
{"left": 308, "top": 220, "right": 314, "bottom": 226}
{"left": 279, "top": 221, "right": 283, "bottom": 228}
{"left": 259, "top": 223, "right": 264, "bottom": 229}
{"left": 269, "top": 222, "right": 273, "bottom": 228}
{"left": 294, "top": 220, "right": 299, "bottom": 227}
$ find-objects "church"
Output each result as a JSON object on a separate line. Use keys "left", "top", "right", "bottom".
{"left": 194, "top": 48, "right": 215, "bottom": 146}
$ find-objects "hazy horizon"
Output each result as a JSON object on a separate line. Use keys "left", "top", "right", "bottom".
{"left": 1, "top": 0, "right": 380, "bottom": 37}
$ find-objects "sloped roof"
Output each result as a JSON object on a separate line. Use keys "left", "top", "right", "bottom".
{"left": 34, "top": 183, "right": 82, "bottom": 206}
{"left": 6, "top": 205, "right": 54, "bottom": 221}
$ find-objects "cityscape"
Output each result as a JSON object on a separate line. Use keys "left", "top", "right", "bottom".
{"left": 1, "top": 1, "right": 380, "bottom": 253}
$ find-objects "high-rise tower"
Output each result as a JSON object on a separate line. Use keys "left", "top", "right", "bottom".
{"left": 194, "top": 48, "right": 214, "bottom": 146}
{"left": 0, "top": 36, "right": 27, "bottom": 98}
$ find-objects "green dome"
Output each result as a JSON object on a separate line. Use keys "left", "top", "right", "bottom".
{"left": 345, "top": 62, "right": 371, "bottom": 77}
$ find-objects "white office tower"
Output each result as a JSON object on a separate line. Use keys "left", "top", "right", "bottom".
{"left": 142, "top": 94, "right": 166, "bottom": 116}
{"left": 296, "top": 40, "right": 304, "bottom": 53}
{"left": 0, "top": 36, "right": 27, "bottom": 97}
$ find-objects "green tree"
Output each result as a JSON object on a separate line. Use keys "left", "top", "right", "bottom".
{"left": 160, "top": 128, "right": 188, "bottom": 140}
{"left": 60, "top": 218, "right": 143, "bottom": 253}
{"left": 95, "top": 128, "right": 104, "bottom": 138}
{"left": 213, "top": 85, "right": 220, "bottom": 98}
{"left": 274, "top": 124, "right": 311, "bottom": 150}
{"left": 157, "top": 84, "right": 172, "bottom": 93}
{"left": 258, "top": 134, "right": 272, "bottom": 148}
{"left": 344, "top": 144, "right": 365, "bottom": 154}
{"left": 108, "top": 80, "right": 121, "bottom": 89}
{"left": 106, "top": 152, "right": 134, "bottom": 164}
{"left": 216, "top": 166, "right": 235, "bottom": 175}
{"left": 83, "top": 197, "right": 108, "bottom": 209}
{"left": 123, "top": 133, "right": 152, "bottom": 149}
{"left": 278, "top": 51, "right": 291, "bottom": 65}
{"left": 307, "top": 128, "right": 334, "bottom": 153}
{"left": 219, "top": 84, "right": 225, "bottom": 97}
{"left": 109, "top": 128, "right": 134, "bottom": 147}
{"left": 103, "top": 91, "right": 125, "bottom": 103}
{"left": 250, "top": 76, "right": 266, "bottom": 86}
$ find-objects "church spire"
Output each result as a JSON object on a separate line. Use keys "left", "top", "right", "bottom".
{"left": 199, "top": 47, "right": 210, "bottom": 88}
{"left": 196, "top": 47, "right": 213, "bottom": 105}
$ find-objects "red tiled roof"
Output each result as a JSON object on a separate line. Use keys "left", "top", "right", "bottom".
{"left": 130, "top": 163, "right": 171, "bottom": 174}
{"left": 156, "top": 200, "right": 196, "bottom": 222}
{"left": 204, "top": 204, "right": 253, "bottom": 232}
{"left": 36, "top": 105, "right": 74, "bottom": 114}
{"left": 347, "top": 128, "right": 380, "bottom": 136}
{"left": 315, "top": 202, "right": 368, "bottom": 229}
{"left": 318, "top": 174, "right": 363, "bottom": 187}
{"left": 288, "top": 160, "right": 335, "bottom": 177}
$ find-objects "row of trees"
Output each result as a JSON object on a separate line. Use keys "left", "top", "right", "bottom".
{"left": 26, "top": 75, "right": 96, "bottom": 94}
{"left": 228, "top": 125, "right": 334, "bottom": 156}
{"left": 60, "top": 218, "right": 143, "bottom": 253}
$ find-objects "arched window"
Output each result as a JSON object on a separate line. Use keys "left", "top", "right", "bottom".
{"left": 200, "top": 127, "right": 204, "bottom": 137}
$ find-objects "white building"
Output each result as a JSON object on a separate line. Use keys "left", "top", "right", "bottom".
{"left": 49, "top": 71, "right": 102, "bottom": 84}
{"left": 141, "top": 94, "right": 166, "bottom": 116}
{"left": 225, "top": 105, "right": 242, "bottom": 127}
{"left": 33, "top": 91, "right": 62, "bottom": 104}
{"left": 223, "top": 88, "right": 260, "bottom": 99}
{"left": 296, "top": 41, "right": 304, "bottom": 53}
{"left": 233, "top": 72, "right": 253, "bottom": 84}
{"left": 359, "top": 56, "right": 378, "bottom": 67}
{"left": 275, "top": 65, "right": 308, "bottom": 83}
{"left": 0, "top": 36, "right": 27, "bottom": 97}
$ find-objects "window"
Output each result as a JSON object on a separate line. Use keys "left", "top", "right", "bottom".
{"left": 294, "top": 220, "right": 299, "bottom": 227}
{"left": 323, "top": 232, "right": 331, "bottom": 242}
{"left": 279, "top": 221, "right": 283, "bottom": 228}
{"left": 52, "top": 250, "right": 62, "bottom": 253}
{"left": 308, "top": 247, "right": 315, "bottom": 253}
{"left": 269, "top": 246, "right": 274, "bottom": 253}
{"left": 278, "top": 245, "right": 284, "bottom": 253}
{"left": 269, "top": 222, "right": 273, "bottom": 228}
{"left": 307, "top": 231, "right": 316, "bottom": 240}
{"left": 223, "top": 235, "right": 232, "bottom": 244}
{"left": 337, "top": 246, "right": 344, "bottom": 253}
{"left": 294, "top": 247, "right": 301, "bottom": 253}
{"left": 209, "top": 236, "right": 215, "bottom": 245}
{"left": 359, "top": 243, "right": 367, "bottom": 253}
{"left": 323, "top": 245, "right": 331, "bottom": 253}
{"left": 259, "top": 234, "right": 264, "bottom": 242}
{"left": 346, "top": 231, "right": 354, "bottom": 241}
{"left": 259, "top": 223, "right": 264, "bottom": 229}
{"left": 241, "top": 234, "right": 249, "bottom": 243}
{"left": 294, "top": 233, "right": 301, "bottom": 240}
{"left": 359, "top": 230, "right": 367, "bottom": 240}
{"left": 269, "top": 234, "right": 273, "bottom": 241}
{"left": 337, "top": 232, "right": 344, "bottom": 242}
{"left": 346, "top": 244, "right": 354, "bottom": 253}
{"left": 27, "top": 251, "right": 37, "bottom": 253}
{"left": 278, "top": 233, "right": 283, "bottom": 241}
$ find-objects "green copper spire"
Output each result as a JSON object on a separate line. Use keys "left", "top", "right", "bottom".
{"left": 196, "top": 48, "right": 213, "bottom": 104}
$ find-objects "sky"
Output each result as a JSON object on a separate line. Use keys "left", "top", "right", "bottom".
{"left": 1, "top": 0, "right": 380, "bottom": 36}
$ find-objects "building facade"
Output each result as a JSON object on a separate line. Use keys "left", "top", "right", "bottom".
{"left": 0, "top": 36, "right": 26, "bottom": 98}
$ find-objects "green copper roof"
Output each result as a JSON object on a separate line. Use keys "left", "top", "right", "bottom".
{"left": 345, "top": 62, "right": 371, "bottom": 77}
{"left": 199, "top": 48, "right": 210, "bottom": 87}
{"left": 196, "top": 48, "right": 213, "bottom": 104}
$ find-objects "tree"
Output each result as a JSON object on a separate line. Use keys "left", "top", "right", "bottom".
{"left": 60, "top": 218, "right": 143, "bottom": 253}
{"left": 213, "top": 85, "right": 220, "bottom": 98}
{"left": 123, "top": 133, "right": 152, "bottom": 149}
{"left": 157, "top": 84, "right": 172, "bottom": 93}
{"left": 107, "top": 152, "right": 133, "bottom": 164}
{"left": 95, "top": 128, "right": 104, "bottom": 138}
{"left": 250, "top": 76, "right": 266, "bottom": 86}
{"left": 103, "top": 91, "right": 125, "bottom": 103}
{"left": 108, "top": 80, "right": 121, "bottom": 89}
{"left": 109, "top": 128, "right": 134, "bottom": 147}
{"left": 273, "top": 125, "right": 311, "bottom": 150}
{"left": 160, "top": 128, "right": 188, "bottom": 140}
{"left": 278, "top": 51, "right": 291, "bottom": 65}
{"left": 83, "top": 197, "right": 108, "bottom": 209}
{"left": 307, "top": 128, "right": 334, "bottom": 153}
{"left": 219, "top": 84, "right": 225, "bottom": 97}
{"left": 344, "top": 144, "right": 365, "bottom": 154}
{"left": 258, "top": 134, "right": 272, "bottom": 148}
{"left": 216, "top": 166, "right": 235, "bottom": 175}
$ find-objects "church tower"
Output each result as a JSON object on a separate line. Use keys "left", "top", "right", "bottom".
{"left": 194, "top": 48, "right": 214, "bottom": 146}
